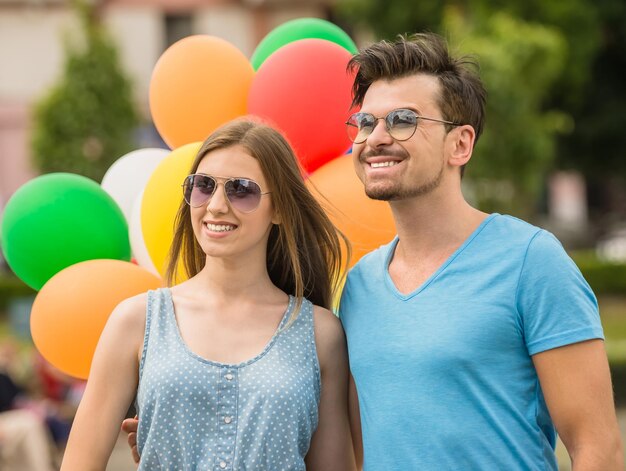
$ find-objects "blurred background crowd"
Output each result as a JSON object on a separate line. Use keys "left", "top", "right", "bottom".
{"left": 1, "top": 0, "right": 625, "bottom": 469}
{"left": 1, "top": 338, "right": 83, "bottom": 469}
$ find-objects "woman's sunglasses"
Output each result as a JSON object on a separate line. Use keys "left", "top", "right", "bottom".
{"left": 182, "top": 174, "right": 270, "bottom": 213}
{"left": 345, "top": 108, "right": 461, "bottom": 144}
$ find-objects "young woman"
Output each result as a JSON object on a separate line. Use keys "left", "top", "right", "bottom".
{"left": 60, "top": 119, "right": 356, "bottom": 470}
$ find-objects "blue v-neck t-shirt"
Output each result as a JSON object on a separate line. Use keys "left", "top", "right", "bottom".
{"left": 339, "top": 213, "right": 603, "bottom": 470}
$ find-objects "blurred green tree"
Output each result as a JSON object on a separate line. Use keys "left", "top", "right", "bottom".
{"left": 337, "top": 0, "right": 600, "bottom": 108}
{"left": 337, "top": 0, "right": 626, "bottom": 219}
{"left": 445, "top": 9, "right": 569, "bottom": 215}
{"left": 337, "top": 2, "right": 571, "bottom": 215}
{"left": 31, "top": 0, "right": 138, "bottom": 182}
{"left": 557, "top": 0, "right": 626, "bottom": 222}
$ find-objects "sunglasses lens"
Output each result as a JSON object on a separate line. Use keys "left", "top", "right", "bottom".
{"left": 347, "top": 113, "right": 375, "bottom": 143}
{"left": 387, "top": 109, "right": 418, "bottom": 141}
{"left": 184, "top": 175, "right": 216, "bottom": 207}
{"left": 224, "top": 178, "right": 262, "bottom": 212}
{"left": 183, "top": 175, "right": 264, "bottom": 212}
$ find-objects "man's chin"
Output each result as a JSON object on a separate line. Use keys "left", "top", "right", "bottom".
{"left": 365, "top": 188, "right": 398, "bottom": 201}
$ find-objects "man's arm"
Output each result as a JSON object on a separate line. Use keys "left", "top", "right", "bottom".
{"left": 349, "top": 374, "right": 363, "bottom": 470}
{"left": 121, "top": 416, "right": 139, "bottom": 464}
{"left": 533, "top": 339, "right": 623, "bottom": 471}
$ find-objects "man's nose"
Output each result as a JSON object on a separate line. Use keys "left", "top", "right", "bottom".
{"left": 366, "top": 119, "right": 394, "bottom": 146}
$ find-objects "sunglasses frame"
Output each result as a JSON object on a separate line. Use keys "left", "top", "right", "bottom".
{"left": 345, "top": 108, "right": 462, "bottom": 144}
{"left": 182, "top": 173, "right": 271, "bottom": 213}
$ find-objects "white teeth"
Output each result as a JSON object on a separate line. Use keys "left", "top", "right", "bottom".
{"left": 206, "top": 223, "right": 236, "bottom": 232}
{"left": 371, "top": 161, "right": 399, "bottom": 168}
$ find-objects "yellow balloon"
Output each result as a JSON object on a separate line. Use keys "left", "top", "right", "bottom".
{"left": 141, "top": 142, "right": 202, "bottom": 277}
{"left": 331, "top": 273, "right": 347, "bottom": 314}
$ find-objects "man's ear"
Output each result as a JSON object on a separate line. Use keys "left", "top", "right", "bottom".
{"left": 447, "top": 125, "right": 475, "bottom": 168}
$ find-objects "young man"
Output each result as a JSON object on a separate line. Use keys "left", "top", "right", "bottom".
{"left": 340, "top": 33, "right": 623, "bottom": 470}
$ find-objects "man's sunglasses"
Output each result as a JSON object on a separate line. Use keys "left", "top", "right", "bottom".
{"left": 182, "top": 174, "right": 270, "bottom": 213}
{"left": 345, "top": 108, "right": 461, "bottom": 144}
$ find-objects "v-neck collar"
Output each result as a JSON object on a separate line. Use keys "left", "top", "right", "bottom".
{"left": 384, "top": 213, "right": 498, "bottom": 300}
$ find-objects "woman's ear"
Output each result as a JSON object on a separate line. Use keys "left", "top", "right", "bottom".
{"left": 271, "top": 209, "right": 282, "bottom": 225}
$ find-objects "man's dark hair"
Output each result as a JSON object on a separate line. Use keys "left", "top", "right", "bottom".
{"left": 348, "top": 33, "right": 487, "bottom": 144}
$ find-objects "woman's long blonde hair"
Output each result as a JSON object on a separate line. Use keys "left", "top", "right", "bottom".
{"left": 166, "top": 118, "right": 349, "bottom": 312}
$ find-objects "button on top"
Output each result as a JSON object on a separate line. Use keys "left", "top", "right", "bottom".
{"left": 219, "top": 461, "right": 227, "bottom": 469}
{"left": 225, "top": 373, "right": 234, "bottom": 381}
{"left": 224, "top": 416, "right": 232, "bottom": 424}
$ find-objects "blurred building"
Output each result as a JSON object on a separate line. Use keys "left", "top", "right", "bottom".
{"left": 0, "top": 0, "right": 338, "bottom": 208}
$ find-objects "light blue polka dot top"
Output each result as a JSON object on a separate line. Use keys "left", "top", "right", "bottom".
{"left": 136, "top": 288, "right": 321, "bottom": 471}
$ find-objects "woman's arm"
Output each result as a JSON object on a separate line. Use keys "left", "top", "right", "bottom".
{"left": 60, "top": 294, "right": 147, "bottom": 471}
{"left": 305, "top": 306, "right": 357, "bottom": 471}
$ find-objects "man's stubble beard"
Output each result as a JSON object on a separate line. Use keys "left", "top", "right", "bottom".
{"left": 364, "top": 162, "right": 444, "bottom": 201}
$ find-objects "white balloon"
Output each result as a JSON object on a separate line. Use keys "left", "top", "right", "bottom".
{"left": 101, "top": 148, "right": 170, "bottom": 222}
{"left": 129, "top": 190, "right": 160, "bottom": 276}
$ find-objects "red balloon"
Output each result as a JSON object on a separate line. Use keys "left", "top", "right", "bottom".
{"left": 248, "top": 39, "right": 355, "bottom": 173}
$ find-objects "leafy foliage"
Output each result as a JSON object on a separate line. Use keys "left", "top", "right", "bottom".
{"left": 445, "top": 10, "right": 569, "bottom": 214}
{"left": 571, "top": 250, "right": 626, "bottom": 295}
{"left": 31, "top": 1, "right": 138, "bottom": 182}
{"left": 337, "top": 0, "right": 626, "bottom": 216}
{"left": 337, "top": 0, "right": 600, "bottom": 106}
{"left": 558, "top": 0, "right": 626, "bottom": 179}
{"left": 0, "top": 272, "right": 35, "bottom": 311}
{"left": 337, "top": 2, "right": 570, "bottom": 214}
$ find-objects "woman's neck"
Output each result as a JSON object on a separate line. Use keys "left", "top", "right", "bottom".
{"left": 181, "top": 256, "right": 283, "bottom": 303}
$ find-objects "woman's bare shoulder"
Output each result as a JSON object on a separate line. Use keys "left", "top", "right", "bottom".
{"left": 106, "top": 290, "right": 153, "bottom": 333}
{"left": 311, "top": 304, "right": 346, "bottom": 363}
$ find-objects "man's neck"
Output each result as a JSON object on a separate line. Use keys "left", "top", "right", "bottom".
{"left": 388, "top": 188, "right": 488, "bottom": 262}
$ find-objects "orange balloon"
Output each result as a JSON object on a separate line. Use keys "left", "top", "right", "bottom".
{"left": 30, "top": 260, "right": 162, "bottom": 379}
{"left": 150, "top": 35, "right": 254, "bottom": 149}
{"left": 307, "top": 155, "right": 396, "bottom": 267}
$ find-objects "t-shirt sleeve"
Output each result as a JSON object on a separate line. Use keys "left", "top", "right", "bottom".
{"left": 516, "top": 230, "right": 604, "bottom": 355}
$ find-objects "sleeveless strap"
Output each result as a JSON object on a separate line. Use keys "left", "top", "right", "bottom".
{"left": 138, "top": 289, "right": 164, "bottom": 381}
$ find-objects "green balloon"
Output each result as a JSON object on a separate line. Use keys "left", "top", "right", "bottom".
{"left": 251, "top": 18, "right": 358, "bottom": 71}
{"left": 0, "top": 173, "right": 131, "bottom": 290}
